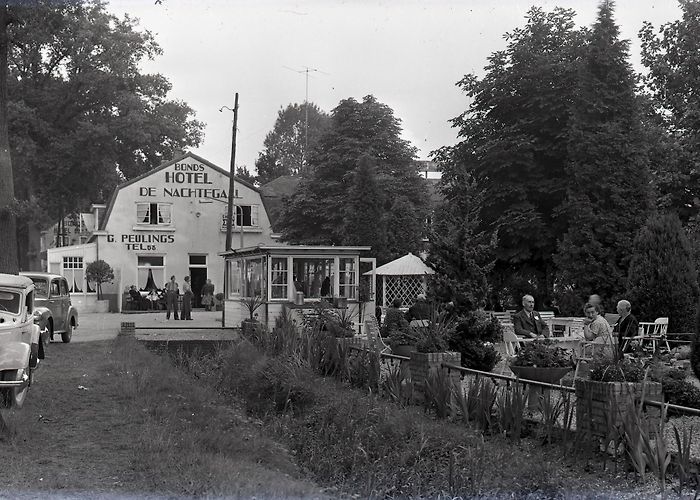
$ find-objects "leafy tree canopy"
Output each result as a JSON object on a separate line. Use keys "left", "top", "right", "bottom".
{"left": 255, "top": 102, "right": 330, "bottom": 184}
{"left": 279, "top": 95, "right": 429, "bottom": 263}
{"left": 8, "top": 0, "right": 203, "bottom": 230}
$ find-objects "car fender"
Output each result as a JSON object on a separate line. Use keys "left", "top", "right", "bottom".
{"left": 0, "top": 342, "right": 30, "bottom": 372}
{"left": 68, "top": 305, "right": 79, "bottom": 328}
{"left": 33, "top": 306, "right": 52, "bottom": 331}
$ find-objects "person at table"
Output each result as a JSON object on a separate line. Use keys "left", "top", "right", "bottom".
{"left": 513, "top": 294, "right": 550, "bottom": 339}
{"left": 128, "top": 285, "right": 143, "bottom": 310}
{"left": 588, "top": 294, "right": 605, "bottom": 317}
{"left": 613, "top": 299, "right": 639, "bottom": 354}
{"left": 582, "top": 302, "right": 611, "bottom": 342}
{"left": 406, "top": 293, "right": 431, "bottom": 322}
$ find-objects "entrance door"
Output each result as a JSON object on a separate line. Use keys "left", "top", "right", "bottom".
{"left": 189, "top": 268, "right": 207, "bottom": 308}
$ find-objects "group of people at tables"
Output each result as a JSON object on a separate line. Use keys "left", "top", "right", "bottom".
{"left": 514, "top": 293, "right": 639, "bottom": 354}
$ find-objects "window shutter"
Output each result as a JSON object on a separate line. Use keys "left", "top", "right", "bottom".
{"left": 251, "top": 205, "right": 259, "bottom": 226}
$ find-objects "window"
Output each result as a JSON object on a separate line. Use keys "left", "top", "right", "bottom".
{"left": 189, "top": 255, "right": 207, "bottom": 266}
{"left": 59, "top": 279, "right": 69, "bottom": 296}
{"left": 292, "top": 258, "right": 334, "bottom": 299}
{"left": 270, "top": 258, "right": 288, "bottom": 299}
{"left": 227, "top": 259, "right": 241, "bottom": 298}
{"left": 50, "top": 280, "right": 60, "bottom": 297}
{"left": 137, "top": 255, "right": 165, "bottom": 291}
{"left": 339, "top": 258, "right": 357, "bottom": 299}
{"left": 0, "top": 291, "right": 20, "bottom": 314}
{"left": 136, "top": 203, "right": 172, "bottom": 225}
{"left": 31, "top": 278, "right": 48, "bottom": 298}
{"left": 243, "top": 258, "right": 265, "bottom": 297}
{"left": 221, "top": 205, "right": 259, "bottom": 231}
{"left": 63, "top": 256, "right": 84, "bottom": 293}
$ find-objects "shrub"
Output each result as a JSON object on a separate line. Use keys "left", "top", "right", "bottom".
{"left": 662, "top": 379, "right": 700, "bottom": 409}
{"left": 511, "top": 340, "right": 571, "bottom": 368}
{"left": 244, "top": 356, "right": 316, "bottom": 416}
{"left": 589, "top": 357, "right": 645, "bottom": 382}
{"left": 453, "top": 312, "right": 502, "bottom": 343}
{"left": 456, "top": 340, "right": 500, "bottom": 372}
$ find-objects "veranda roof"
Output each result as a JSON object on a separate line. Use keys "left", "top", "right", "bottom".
{"left": 366, "top": 252, "right": 435, "bottom": 276}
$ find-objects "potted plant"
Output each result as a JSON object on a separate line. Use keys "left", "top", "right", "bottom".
{"left": 86, "top": 259, "right": 114, "bottom": 313}
{"left": 408, "top": 318, "right": 461, "bottom": 403}
{"left": 387, "top": 327, "right": 423, "bottom": 357}
{"left": 575, "top": 349, "right": 662, "bottom": 439}
{"left": 509, "top": 340, "right": 573, "bottom": 384}
{"left": 240, "top": 295, "right": 265, "bottom": 336}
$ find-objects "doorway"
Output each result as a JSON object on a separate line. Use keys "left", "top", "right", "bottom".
{"left": 189, "top": 268, "right": 207, "bottom": 308}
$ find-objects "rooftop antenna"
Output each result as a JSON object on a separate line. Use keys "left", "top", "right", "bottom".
{"left": 283, "top": 65, "right": 329, "bottom": 173}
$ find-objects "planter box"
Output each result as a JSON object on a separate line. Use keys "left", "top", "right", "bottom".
{"left": 409, "top": 351, "right": 461, "bottom": 402}
{"left": 392, "top": 344, "right": 416, "bottom": 358}
{"left": 575, "top": 379, "right": 663, "bottom": 439}
{"left": 510, "top": 365, "right": 571, "bottom": 384}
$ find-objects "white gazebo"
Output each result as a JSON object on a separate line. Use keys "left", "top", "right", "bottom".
{"left": 366, "top": 252, "right": 434, "bottom": 309}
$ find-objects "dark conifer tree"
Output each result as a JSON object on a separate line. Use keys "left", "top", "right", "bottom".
{"left": 554, "top": 1, "right": 651, "bottom": 305}
{"left": 627, "top": 212, "right": 698, "bottom": 332}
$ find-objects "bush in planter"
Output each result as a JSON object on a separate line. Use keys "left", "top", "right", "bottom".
{"left": 510, "top": 340, "right": 571, "bottom": 368}
{"left": 588, "top": 356, "right": 645, "bottom": 383}
{"left": 386, "top": 326, "right": 423, "bottom": 351}
{"left": 214, "top": 292, "right": 224, "bottom": 311}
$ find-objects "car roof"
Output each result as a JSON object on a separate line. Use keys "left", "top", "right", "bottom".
{"left": 19, "top": 272, "right": 66, "bottom": 281}
{"left": 0, "top": 273, "right": 35, "bottom": 289}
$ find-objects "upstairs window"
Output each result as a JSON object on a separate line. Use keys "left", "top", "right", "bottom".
{"left": 137, "top": 203, "right": 172, "bottom": 225}
{"left": 221, "top": 205, "right": 259, "bottom": 230}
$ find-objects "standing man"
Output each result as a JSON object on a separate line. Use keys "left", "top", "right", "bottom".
{"left": 613, "top": 299, "right": 639, "bottom": 354}
{"left": 182, "top": 276, "right": 193, "bottom": 320}
{"left": 201, "top": 279, "right": 215, "bottom": 311}
{"left": 165, "top": 275, "right": 179, "bottom": 320}
{"left": 513, "top": 294, "right": 550, "bottom": 338}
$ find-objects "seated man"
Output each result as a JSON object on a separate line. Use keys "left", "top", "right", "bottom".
{"left": 582, "top": 302, "right": 612, "bottom": 343}
{"left": 512, "top": 294, "right": 550, "bottom": 339}
{"left": 613, "top": 299, "right": 639, "bottom": 354}
{"left": 128, "top": 285, "right": 143, "bottom": 310}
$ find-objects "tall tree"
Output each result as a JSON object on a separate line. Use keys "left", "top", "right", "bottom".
{"left": 279, "top": 95, "right": 428, "bottom": 263}
{"left": 640, "top": 0, "right": 700, "bottom": 221}
{"left": 554, "top": 1, "right": 651, "bottom": 306}
{"left": 342, "top": 154, "right": 388, "bottom": 261}
{"left": 7, "top": 0, "right": 203, "bottom": 268}
{"left": 0, "top": 6, "right": 17, "bottom": 273}
{"left": 254, "top": 102, "right": 330, "bottom": 184}
{"left": 438, "top": 7, "right": 583, "bottom": 300}
{"left": 627, "top": 212, "right": 698, "bottom": 332}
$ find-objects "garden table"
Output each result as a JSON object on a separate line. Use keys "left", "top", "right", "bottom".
{"left": 547, "top": 317, "right": 585, "bottom": 338}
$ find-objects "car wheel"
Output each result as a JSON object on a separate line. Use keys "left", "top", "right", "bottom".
{"left": 61, "top": 323, "right": 73, "bottom": 343}
{"left": 1, "top": 369, "right": 29, "bottom": 409}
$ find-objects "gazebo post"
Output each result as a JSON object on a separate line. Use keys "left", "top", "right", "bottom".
{"left": 382, "top": 275, "right": 386, "bottom": 309}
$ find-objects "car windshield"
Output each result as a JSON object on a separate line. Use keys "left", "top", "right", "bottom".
{"left": 30, "top": 278, "right": 48, "bottom": 298}
{"left": 0, "top": 290, "right": 21, "bottom": 314}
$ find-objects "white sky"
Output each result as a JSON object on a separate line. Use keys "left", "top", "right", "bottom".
{"left": 105, "top": 0, "right": 682, "bottom": 173}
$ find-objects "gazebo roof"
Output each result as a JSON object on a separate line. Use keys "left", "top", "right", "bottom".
{"left": 367, "top": 252, "right": 435, "bottom": 276}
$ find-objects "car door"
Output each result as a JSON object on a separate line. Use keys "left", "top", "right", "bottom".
{"left": 49, "top": 278, "right": 65, "bottom": 332}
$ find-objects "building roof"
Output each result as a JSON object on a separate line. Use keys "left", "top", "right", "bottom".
{"left": 367, "top": 252, "right": 435, "bottom": 276}
{"left": 258, "top": 175, "right": 302, "bottom": 233}
{"left": 97, "top": 152, "right": 257, "bottom": 232}
{"left": 221, "top": 243, "right": 371, "bottom": 258}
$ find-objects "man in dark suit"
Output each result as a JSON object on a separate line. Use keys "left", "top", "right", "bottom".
{"left": 613, "top": 299, "right": 639, "bottom": 355}
{"left": 512, "top": 294, "right": 550, "bottom": 338}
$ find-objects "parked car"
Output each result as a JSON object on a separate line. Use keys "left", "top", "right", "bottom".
{"left": 0, "top": 273, "right": 43, "bottom": 408}
{"left": 20, "top": 272, "right": 79, "bottom": 343}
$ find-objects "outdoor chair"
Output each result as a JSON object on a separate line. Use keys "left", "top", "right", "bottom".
{"left": 604, "top": 313, "right": 620, "bottom": 326}
{"left": 573, "top": 334, "right": 616, "bottom": 381}
{"left": 638, "top": 317, "right": 670, "bottom": 354}
{"left": 364, "top": 315, "right": 391, "bottom": 355}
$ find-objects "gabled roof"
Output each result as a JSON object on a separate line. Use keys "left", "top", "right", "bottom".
{"left": 97, "top": 152, "right": 256, "bottom": 232}
{"left": 259, "top": 175, "right": 302, "bottom": 233}
{"left": 368, "top": 252, "right": 435, "bottom": 276}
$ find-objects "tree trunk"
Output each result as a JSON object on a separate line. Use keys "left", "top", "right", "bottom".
{"left": 0, "top": 6, "right": 17, "bottom": 273}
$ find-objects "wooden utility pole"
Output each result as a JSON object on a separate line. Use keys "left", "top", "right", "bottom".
{"left": 225, "top": 93, "right": 239, "bottom": 251}
{"left": 0, "top": 5, "right": 18, "bottom": 273}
